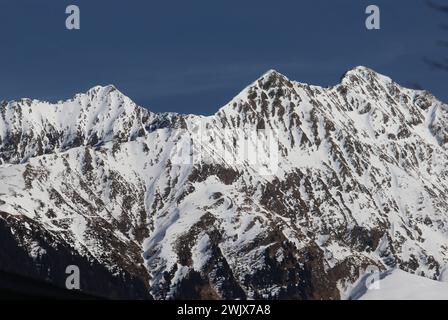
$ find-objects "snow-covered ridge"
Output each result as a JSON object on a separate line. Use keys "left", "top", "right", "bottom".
{"left": 350, "top": 269, "right": 448, "bottom": 300}
{"left": 0, "top": 84, "right": 160, "bottom": 164}
{"left": 0, "top": 65, "right": 445, "bottom": 164}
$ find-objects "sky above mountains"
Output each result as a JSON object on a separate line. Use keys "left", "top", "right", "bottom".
{"left": 0, "top": 0, "right": 446, "bottom": 115}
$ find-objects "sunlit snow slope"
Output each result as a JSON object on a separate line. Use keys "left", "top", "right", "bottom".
{"left": 352, "top": 269, "right": 448, "bottom": 300}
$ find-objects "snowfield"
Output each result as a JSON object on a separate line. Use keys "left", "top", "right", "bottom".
{"left": 352, "top": 269, "right": 448, "bottom": 300}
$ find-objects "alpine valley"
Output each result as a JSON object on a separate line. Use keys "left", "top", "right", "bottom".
{"left": 1, "top": 66, "right": 447, "bottom": 299}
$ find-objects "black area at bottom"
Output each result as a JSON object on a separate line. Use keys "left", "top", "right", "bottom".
{"left": 0, "top": 269, "right": 98, "bottom": 299}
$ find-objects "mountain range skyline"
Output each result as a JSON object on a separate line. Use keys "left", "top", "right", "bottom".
{"left": 2, "top": 66, "right": 444, "bottom": 117}
{"left": 1, "top": 0, "right": 446, "bottom": 115}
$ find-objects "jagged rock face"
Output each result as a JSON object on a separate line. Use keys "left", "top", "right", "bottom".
{"left": 0, "top": 67, "right": 447, "bottom": 299}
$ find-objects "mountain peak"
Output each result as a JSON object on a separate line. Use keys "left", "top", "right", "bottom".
{"left": 347, "top": 65, "right": 373, "bottom": 73}
{"left": 258, "top": 69, "right": 288, "bottom": 81}
{"left": 261, "top": 69, "right": 283, "bottom": 77}
{"left": 255, "top": 69, "right": 292, "bottom": 91}
{"left": 85, "top": 84, "right": 119, "bottom": 96}
{"left": 79, "top": 84, "right": 136, "bottom": 109}
{"left": 341, "top": 65, "right": 392, "bottom": 85}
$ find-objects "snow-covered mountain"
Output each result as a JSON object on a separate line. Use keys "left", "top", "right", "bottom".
{"left": 350, "top": 269, "right": 448, "bottom": 300}
{"left": 1, "top": 66, "right": 447, "bottom": 299}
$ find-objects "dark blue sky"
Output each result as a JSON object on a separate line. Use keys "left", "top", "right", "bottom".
{"left": 0, "top": 0, "right": 446, "bottom": 115}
